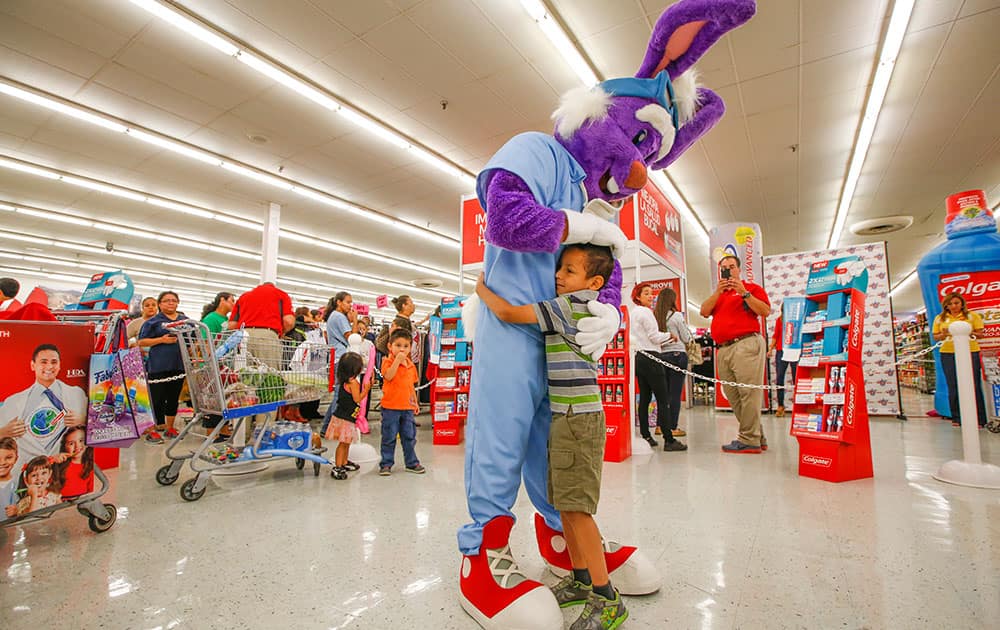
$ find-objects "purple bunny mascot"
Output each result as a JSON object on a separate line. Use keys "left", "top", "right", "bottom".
{"left": 458, "top": 2, "right": 756, "bottom": 628}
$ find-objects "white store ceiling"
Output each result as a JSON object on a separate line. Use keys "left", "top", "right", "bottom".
{"left": 0, "top": 0, "right": 998, "bottom": 317}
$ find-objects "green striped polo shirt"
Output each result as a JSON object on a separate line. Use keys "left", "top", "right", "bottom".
{"left": 532, "top": 289, "right": 603, "bottom": 414}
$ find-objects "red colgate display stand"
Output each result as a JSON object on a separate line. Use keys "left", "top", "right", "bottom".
{"left": 600, "top": 306, "right": 632, "bottom": 462}
{"left": 790, "top": 256, "right": 873, "bottom": 482}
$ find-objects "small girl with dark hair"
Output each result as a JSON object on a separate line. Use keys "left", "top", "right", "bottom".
{"left": 326, "top": 352, "right": 371, "bottom": 479}
{"left": 53, "top": 427, "right": 94, "bottom": 498}
{"left": 15, "top": 456, "right": 60, "bottom": 516}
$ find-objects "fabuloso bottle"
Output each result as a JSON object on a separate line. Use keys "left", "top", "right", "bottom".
{"left": 916, "top": 190, "right": 1000, "bottom": 416}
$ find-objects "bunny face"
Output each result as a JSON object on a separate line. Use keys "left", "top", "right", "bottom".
{"left": 554, "top": 94, "right": 674, "bottom": 202}
{"left": 549, "top": 0, "right": 756, "bottom": 201}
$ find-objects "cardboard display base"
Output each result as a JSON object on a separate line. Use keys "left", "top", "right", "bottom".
{"left": 93, "top": 447, "right": 120, "bottom": 470}
{"left": 796, "top": 438, "right": 873, "bottom": 483}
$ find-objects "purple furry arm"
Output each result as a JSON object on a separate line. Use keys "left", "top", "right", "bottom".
{"left": 597, "top": 259, "right": 623, "bottom": 309}
{"left": 483, "top": 170, "right": 565, "bottom": 253}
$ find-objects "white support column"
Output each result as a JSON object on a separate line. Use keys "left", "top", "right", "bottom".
{"left": 260, "top": 202, "right": 280, "bottom": 283}
{"left": 933, "top": 320, "right": 1000, "bottom": 489}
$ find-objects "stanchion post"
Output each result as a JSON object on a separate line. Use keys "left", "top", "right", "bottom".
{"left": 932, "top": 320, "right": 1000, "bottom": 489}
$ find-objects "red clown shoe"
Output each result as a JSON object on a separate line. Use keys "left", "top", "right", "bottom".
{"left": 460, "top": 516, "right": 563, "bottom": 630}
{"left": 533, "top": 513, "right": 660, "bottom": 595}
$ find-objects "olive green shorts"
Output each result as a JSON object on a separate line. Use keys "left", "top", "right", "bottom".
{"left": 548, "top": 409, "right": 606, "bottom": 514}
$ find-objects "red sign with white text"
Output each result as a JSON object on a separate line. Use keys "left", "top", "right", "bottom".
{"left": 620, "top": 181, "right": 685, "bottom": 274}
{"left": 937, "top": 270, "right": 1000, "bottom": 353}
{"left": 461, "top": 196, "right": 488, "bottom": 267}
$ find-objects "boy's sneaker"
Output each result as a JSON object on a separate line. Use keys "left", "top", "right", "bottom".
{"left": 406, "top": 464, "right": 426, "bottom": 474}
{"left": 663, "top": 440, "right": 687, "bottom": 452}
{"left": 570, "top": 589, "right": 628, "bottom": 630}
{"left": 721, "top": 439, "right": 761, "bottom": 454}
{"left": 378, "top": 466, "right": 392, "bottom": 476}
{"left": 145, "top": 431, "right": 164, "bottom": 444}
{"left": 550, "top": 575, "right": 592, "bottom": 607}
{"left": 331, "top": 466, "right": 348, "bottom": 480}
{"left": 165, "top": 427, "right": 179, "bottom": 439}
{"left": 342, "top": 460, "right": 360, "bottom": 471}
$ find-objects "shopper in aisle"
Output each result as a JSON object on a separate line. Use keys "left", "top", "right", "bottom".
{"left": 327, "top": 352, "right": 369, "bottom": 479}
{"left": 700, "top": 255, "right": 771, "bottom": 453}
{"left": 201, "top": 292, "right": 235, "bottom": 335}
{"left": 127, "top": 297, "right": 158, "bottom": 347}
{"left": 0, "top": 277, "right": 22, "bottom": 312}
{"left": 378, "top": 328, "right": 424, "bottom": 476}
{"left": 227, "top": 282, "right": 295, "bottom": 368}
{"left": 768, "top": 313, "right": 795, "bottom": 417}
{"left": 321, "top": 291, "right": 360, "bottom": 434}
{"left": 629, "top": 284, "right": 684, "bottom": 450}
{"left": 474, "top": 245, "right": 630, "bottom": 627}
{"left": 933, "top": 292, "right": 988, "bottom": 428}
{"left": 652, "top": 287, "right": 692, "bottom": 446}
{"left": 138, "top": 291, "right": 189, "bottom": 443}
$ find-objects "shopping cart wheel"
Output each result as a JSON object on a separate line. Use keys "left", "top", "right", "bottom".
{"left": 313, "top": 461, "right": 321, "bottom": 476}
{"left": 988, "top": 421, "right": 1000, "bottom": 434}
{"left": 295, "top": 458, "right": 306, "bottom": 470}
{"left": 87, "top": 504, "right": 117, "bottom": 533}
{"left": 180, "top": 478, "right": 206, "bottom": 502}
{"left": 156, "top": 464, "right": 180, "bottom": 486}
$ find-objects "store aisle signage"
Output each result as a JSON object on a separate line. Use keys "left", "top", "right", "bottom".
{"left": 461, "top": 196, "right": 487, "bottom": 267}
{"left": 619, "top": 181, "right": 685, "bottom": 274}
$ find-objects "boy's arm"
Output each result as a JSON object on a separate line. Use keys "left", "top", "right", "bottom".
{"left": 475, "top": 273, "right": 537, "bottom": 324}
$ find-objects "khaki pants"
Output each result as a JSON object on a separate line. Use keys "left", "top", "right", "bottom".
{"left": 245, "top": 328, "right": 281, "bottom": 369}
{"left": 717, "top": 334, "right": 766, "bottom": 447}
{"left": 244, "top": 327, "right": 281, "bottom": 440}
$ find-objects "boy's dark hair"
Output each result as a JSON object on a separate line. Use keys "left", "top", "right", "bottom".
{"left": 0, "top": 277, "right": 19, "bottom": 299}
{"left": 389, "top": 328, "right": 412, "bottom": 345}
{"left": 336, "top": 352, "right": 365, "bottom": 384}
{"left": 32, "top": 344, "right": 60, "bottom": 360}
{"left": 560, "top": 243, "right": 614, "bottom": 284}
{"left": 0, "top": 437, "right": 17, "bottom": 453}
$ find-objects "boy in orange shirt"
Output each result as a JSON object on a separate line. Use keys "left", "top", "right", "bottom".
{"left": 379, "top": 329, "right": 425, "bottom": 476}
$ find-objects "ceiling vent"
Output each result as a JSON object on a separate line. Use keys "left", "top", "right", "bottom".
{"left": 849, "top": 215, "right": 913, "bottom": 236}
{"left": 412, "top": 278, "right": 443, "bottom": 289}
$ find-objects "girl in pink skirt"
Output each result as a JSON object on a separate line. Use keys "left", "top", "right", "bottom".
{"left": 325, "top": 352, "right": 370, "bottom": 480}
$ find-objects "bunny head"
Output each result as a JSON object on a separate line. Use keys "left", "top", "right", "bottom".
{"left": 552, "top": 0, "right": 756, "bottom": 204}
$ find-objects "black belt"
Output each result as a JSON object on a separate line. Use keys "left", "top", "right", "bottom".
{"left": 719, "top": 332, "right": 759, "bottom": 347}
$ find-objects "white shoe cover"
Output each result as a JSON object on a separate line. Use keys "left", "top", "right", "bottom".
{"left": 460, "top": 584, "right": 562, "bottom": 630}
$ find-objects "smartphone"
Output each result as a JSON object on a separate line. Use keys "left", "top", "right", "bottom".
{"left": 721, "top": 268, "right": 731, "bottom": 280}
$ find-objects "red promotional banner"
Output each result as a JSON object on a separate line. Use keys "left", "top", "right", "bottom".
{"left": 461, "top": 196, "right": 487, "bottom": 267}
{"left": 620, "top": 181, "right": 685, "bottom": 274}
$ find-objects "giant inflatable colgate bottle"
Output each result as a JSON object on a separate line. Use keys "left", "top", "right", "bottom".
{"left": 916, "top": 190, "right": 1000, "bottom": 416}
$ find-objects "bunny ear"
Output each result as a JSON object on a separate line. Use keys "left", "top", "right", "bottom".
{"left": 637, "top": 0, "right": 756, "bottom": 80}
{"left": 648, "top": 87, "right": 724, "bottom": 170}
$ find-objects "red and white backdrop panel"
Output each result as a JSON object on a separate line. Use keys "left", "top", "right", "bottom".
{"left": 763, "top": 242, "right": 900, "bottom": 416}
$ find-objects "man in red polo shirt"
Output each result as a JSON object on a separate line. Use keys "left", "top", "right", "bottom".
{"left": 228, "top": 282, "right": 295, "bottom": 369}
{"left": 700, "top": 255, "right": 771, "bottom": 453}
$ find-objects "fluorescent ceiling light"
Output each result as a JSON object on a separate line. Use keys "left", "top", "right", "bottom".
{"left": 827, "top": 0, "right": 915, "bottom": 248}
{"left": 145, "top": 196, "right": 216, "bottom": 219}
{"left": 519, "top": 0, "right": 598, "bottom": 87}
{"left": 0, "top": 82, "right": 127, "bottom": 133}
{"left": 126, "top": 128, "right": 222, "bottom": 165}
{"left": 128, "top": 0, "right": 238, "bottom": 56}
{"left": 0, "top": 80, "right": 462, "bottom": 246}
{"left": 61, "top": 176, "right": 147, "bottom": 201}
{"left": 220, "top": 161, "right": 294, "bottom": 190}
{"left": 13, "top": 206, "right": 94, "bottom": 227}
{"left": 129, "top": 0, "right": 473, "bottom": 188}
{"left": 889, "top": 270, "right": 918, "bottom": 298}
{"left": 0, "top": 157, "right": 60, "bottom": 179}
{"left": 650, "top": 172, "right": 710, "bottom": 243}
{"left": 236, "top": 51, "right": 340, "bottom": 111}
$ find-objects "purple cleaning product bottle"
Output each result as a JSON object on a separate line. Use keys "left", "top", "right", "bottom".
{"left": 916, "top": 190, "right": 1000, "bottom": 416}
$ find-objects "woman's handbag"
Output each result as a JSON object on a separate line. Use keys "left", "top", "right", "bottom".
{"left": 685, "top": 339, "right": 704, "bottom": 366}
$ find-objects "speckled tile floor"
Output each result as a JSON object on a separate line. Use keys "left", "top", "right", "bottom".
{"left": 2, "top": 390, "right": 998, "bottom": 630}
